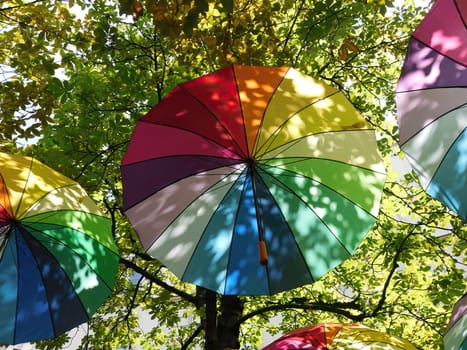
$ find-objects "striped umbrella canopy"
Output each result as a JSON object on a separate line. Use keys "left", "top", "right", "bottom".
{"left": 262, "top": 323, "right": 418, "bottom": 349}
{"left": 395, "top": 0, "right": 467, "bottom": 220}
{"left": 0, "top": 152, "right": 119, "bottom": 344}
{"left": 121, "top": 64, "right": 386, "bottom": 295}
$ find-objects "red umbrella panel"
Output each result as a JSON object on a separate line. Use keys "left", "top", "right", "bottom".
{"left": 121, "top": 65, "right": 386, "bottom": 295}
{"left": 262, "top": 323, "right": 418, "bottom": 350}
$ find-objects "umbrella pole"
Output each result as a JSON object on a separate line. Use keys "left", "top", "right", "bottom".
{"left": 249, "top": 164, "right": 268, "bottom": 266}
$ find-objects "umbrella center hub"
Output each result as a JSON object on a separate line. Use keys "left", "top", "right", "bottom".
{"left": 246, "top": 157, "right": 256, "bottom": 173}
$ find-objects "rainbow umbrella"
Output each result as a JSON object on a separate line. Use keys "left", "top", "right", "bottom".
{"left": 395, "top": 0, "right": 467, "bottom": 220}
{"left": 0, "top": 152, "right": 119, "bottom": 344}
{"left": 262, "top": 323, "right": 417, "bottom": 349}
{"left": 121, "top": 64, "right": 386, "bottom": 295}
{"left": 444, "top": 294, "right": 467, "bottom": 350}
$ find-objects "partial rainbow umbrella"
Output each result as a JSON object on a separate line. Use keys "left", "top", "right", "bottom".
{"left": 0, "top": 152, "right": 119, "bottom": 344}
{"left": 395, "top": 0, "right": 467, "bottom": 220}
{"left": 262, "top": 323, "right": 417, "bottom": 349}
{"left": 444, "top": 293, "right": 467, "bottom": 350}
{"left": 121, "top": 64, "right": 386, "bottom": 295}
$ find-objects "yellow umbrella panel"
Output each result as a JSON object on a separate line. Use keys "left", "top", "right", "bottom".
{"left": 0, "top": 152, "right": 119, "bottom": 344}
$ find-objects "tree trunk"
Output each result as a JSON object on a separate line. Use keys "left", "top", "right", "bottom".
{"left": 217, "top": 295, "right": 244, "bottom": 350}
{"left": 204, "top": 289, "right": 218, "bottom": 350}
{"left": 202, "top": 289, "right": 244, "bottom": 350}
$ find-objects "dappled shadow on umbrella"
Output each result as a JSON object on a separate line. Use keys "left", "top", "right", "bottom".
{"left": 258, "top": 161, "right": 383, "bottom": 281}
{"left": 330, "top": 327, "right": 417, "bottom": 349}
{"left": 253, "top": 71, "right": 385, "bottom": 286}
{"left": 0, "top": 152, "right": 118, "bottom": 344}
{"left": 254, "top": 70, "right": 369, "bottom": 159}
{"left": 395, "top": 0, "right": 467, "bottom": 220}
{"left": 262, "top": 323, "right": 417, "bottom": 350}
{"left": 395, "top": 39, "right": 467, "bottom": 144}
{"left": 412, "top": 0, "right": 467, "bottom": 67}
{"left": 121, "top": 64, "right": 386, "bottom": 295}
{"left": 125, "top": 164, "right": 245, "bottom": 249}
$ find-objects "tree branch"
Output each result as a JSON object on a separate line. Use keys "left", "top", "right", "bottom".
{"left": 282, "top": 0, "right": 306, "bottom": 58}
{"left": 240, "top": 299, "right": 366, "bottom": 325}
{"left": 119, "top": 257, "right": 200, "bottom": 306}
{"left": 181, "top": 325, "right": 203, "bottom": 350}
{"left": 370, "top": 225, "right": 417, "bottom": 317}
{"left": 0, "top": 0, "right": 44, "bottom": 12}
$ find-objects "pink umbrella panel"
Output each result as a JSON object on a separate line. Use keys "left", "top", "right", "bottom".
{"left": 121, "top": 65, "right": 387, "bottom": 295}
{"left": 395, "top": 0, "right": 467, "bottom": 220}
{"left": 262, "top": 323, "right": 418, "bottom": 349}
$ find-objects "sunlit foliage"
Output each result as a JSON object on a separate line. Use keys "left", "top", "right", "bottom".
{"left": 0, "top": 0, "right": 465, "bottom": 349}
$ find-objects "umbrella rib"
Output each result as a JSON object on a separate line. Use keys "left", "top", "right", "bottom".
{"left": 0, "top": 172, "right": 14, "bottom": 219}
{"left": 346, "top": 329, "right": 413, "bottom": 349}
{"left": 400, "top": 103, "right": 467, "bottom": 146}
{"left": 266, "top": 154, "right": 386, "bottom": 177}
{"left": 122, "top": 156, "right": 245, "bottom": 212}
{"left": 231, "top": 65, "right": 251, "bottom": 157}
{"left": 20, "top": 222, "right": 118, "bottom": 294}
{"left": 136, "top": 119, "right": 247, "bottom": 160}
{"left": 14, "top": 155, "right": 36, "bottom": 219}
{"left": 454, "top": 0, "right": 467, "bottom": 27}
{"left": 223, "top": 170, "right": 259, "bottom": 294}
{"left": 175, "top": 84, "right": 249, "bottom": 159}
{"left": 22, "top": 209, "right": 109, "bottom": 226}
{"left": 249, "top": 166, "right": 265, "bottom": 243}
{"left": 423, "top": 126, "right": 467, "bottom": 211}
{"left": 21, "top": 210, "right": 115, "bottom": 253}
{"left": 254, "top": 90, "right": 343, "bottom": 156}
{"left": 409, "top": 36, "right": 467, "bottom": 70}
{"left": 259, "top": 129, "right": 387, "bottom": 176}
{"left": 14, "top": 226, "right": 58, "bottom": 338}
{"left": 396, "top": 85, "right": 467, "bottom": 95}
{"left": 251, "top": 67, "right": 290, "bottom": 155}
{"left": 256, "top": 164, "right": 367, "bottom": 257}
{"left": 179, "top": 168, "right": 247, "bottom": 293}
{"left": 260, "top": 129, "right": 385, "bottom": 175}
{"left": 18, "top": 183, "right": 106, "bottom": 220}
{"left": 144, "top": 164, "right": 244, "bottom": 251}
{"left": 0, "top": 225, "right": 11, "bottom": 261}
{"left": 122, "top": 153, "right": 244, "bottom": 169}
{"left": 259, "top": 161, "right": 381, "bottom": 218}
{"left": 23, "top": 206, "right": 107, "bottom": 218}
{"left": 13, "top": 234, "right": 21, "bottom": 343}
{"left": 253, "top": 171, "right": 315, "bottom": 285}
{"left": 445, "top": 292, "right": 467, "bottom": 333}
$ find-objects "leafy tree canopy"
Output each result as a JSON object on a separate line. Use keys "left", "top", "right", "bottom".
{"left": 0, "top": 0, "right": 465, "bottom": 349}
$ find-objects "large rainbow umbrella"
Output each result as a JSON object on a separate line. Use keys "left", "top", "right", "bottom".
{"left": 0, "top": 152, "right": 119, "bottom": 344}
{"left": 444, "top": 294, "right": 467, "bottom": 350}
{"left": 121, "top": 64, "right": 386, "bottom": 295}
{"left": 262, "top": 323, "right": 418, "bottom": 349}
{"left": 395, "top": 0, "right": 467, "bottom": 220}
